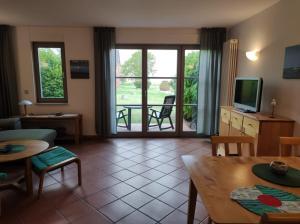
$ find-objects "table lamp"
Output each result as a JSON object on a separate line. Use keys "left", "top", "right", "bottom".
{"left": 19, "top": 99, "right": 32, "bottom": 116}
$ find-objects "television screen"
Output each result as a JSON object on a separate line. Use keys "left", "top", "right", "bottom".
{"left": 234, "top": 80, "right": 258, "bottom": 108}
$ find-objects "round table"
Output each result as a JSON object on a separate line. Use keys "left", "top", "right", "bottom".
{"left": 0, "top": 140, "right": 49, "bottom": 195}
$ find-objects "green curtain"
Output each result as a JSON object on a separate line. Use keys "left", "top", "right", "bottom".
{"left": 0, "top": 25, "right": 19, "bottom": 118}
{"left": 197, "top": 28, "right": 226, "bottom": 135}
{"left": 94, "top": 27, "right": 116, "bottom": 137}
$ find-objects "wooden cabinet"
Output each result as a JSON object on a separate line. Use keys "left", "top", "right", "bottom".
{"left": 219, "top": 106, "right": 294, "bottom": 156}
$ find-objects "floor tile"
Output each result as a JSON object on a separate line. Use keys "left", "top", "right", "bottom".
{"left": 117, "top": 211, "right": 155, "bottom": 224}
{"left": 116, "top": 160, "right": 138, "bottom": 168}
{"left": 140, "top": 182, "right": 169, "bottom": 198}
{"left": 169, "top": 168, "right": 189, "bottom": 180}
{"left": 107, "top": 182, "right": 136, "bottom": 198}
{"left": 59, "top": 200, "right": 94, "bottom": 222}
{"left": 121, "top": 190, "right": 154, "bottom": 208}
{"left": 72, "top": 211, "right": 112, "bottom": 224}
{"left": 139, "top": 199, "right": 174, "bottom": 221}
{"left": 1, "top": 138, "right": 211, "bottom": 224}
{"left": 160, "top": 209, "right": 190, "bottom": 224}
{"left": 124, "top": 175, "right": 152, "bottom": 188}
{"left": 157, "top": 190, "right": 188, "bottom": 208}
{"left": 127, "top": 164, "right": 151, "bottom": 174}
{"left": 156, "top": 175, "right": 183, "bottom": 188}
{"left": 173, "top": 181, "right": 190, "bottom": 196}
{"left": 153, "top": 155, "right": 174, "bottom": 163}
{"left": 154, "top": 164, "right": 178, "bottom": 174}
{"left": 178, "top": 201, "right": 208, "bottom": 222}
{"left": 85, "top": 190, "right": 117, "bottom": 209}
{"left": 143, "top": 159, "right": 162, "bottom": 168}
{"left": 141, "top": 169, "right": 166, "bottom": 181}
{"left": 99, "top": 200, "right": 135, "bottom": 222}
{"left": 111, "top": 170, "right": 137, "bottom": 181}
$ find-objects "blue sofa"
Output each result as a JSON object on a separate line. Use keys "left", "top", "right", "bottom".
{"left": 0, "top": 118, "right": 57, "bottom": 146}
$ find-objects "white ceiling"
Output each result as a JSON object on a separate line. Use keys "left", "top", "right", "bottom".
{"left": 0, "top": 0, "right": 279, "bottom": 28}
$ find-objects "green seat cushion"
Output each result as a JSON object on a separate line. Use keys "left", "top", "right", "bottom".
{"left": 0, "top": 129, "right": 57, "bottom": 146}
{"left": 0, "top": 172, "right": 8, "bottom": 180}
{"left": 31, "top": 146, "right": 76, "bottom": 172}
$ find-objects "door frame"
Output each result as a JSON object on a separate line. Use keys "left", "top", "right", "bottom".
{"left": 114, "top": 44, "right": 200, "bottom": 138}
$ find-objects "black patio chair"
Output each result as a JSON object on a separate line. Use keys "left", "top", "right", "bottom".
{"left": 116, "top": 109, "right": 129, "bottom": 129}
{"left": 147, "top": 95, "right": 176, "bottom": 131}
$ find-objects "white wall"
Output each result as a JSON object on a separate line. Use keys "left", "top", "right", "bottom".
{"left": 15, "top": 27, "right": 95, "bottom": 135}
{"left": 229, "top": 0, "right": 300, "bottom": 135}
{"left": 14, "top": 27, "right": 199, "bottom": 135}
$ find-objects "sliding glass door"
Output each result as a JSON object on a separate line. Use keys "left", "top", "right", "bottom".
{"left": 115, "top": 45, "right": 200, "bottom": 136}
{"left": 147, "top": 49, "right": 178, "bottom": 133}
{"left": 116, "top": 49, "right": 143, "bottom": 132}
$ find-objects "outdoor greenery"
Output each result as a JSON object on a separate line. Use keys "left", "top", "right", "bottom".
{"left": 38, "top": 48, "right": 64, "bottom": 98}
{"left": 120, "top": 51, "right": 156, "bottom": 77}
{"left": 117, "top": 50, "right": 200, "bottom": 128}
{"left": 183, "top": 51, "right": 200, "bottom": 121}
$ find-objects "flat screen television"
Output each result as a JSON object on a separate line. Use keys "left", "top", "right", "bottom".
{"left": 233, "top": 77, "right": 263, "bottom": 113}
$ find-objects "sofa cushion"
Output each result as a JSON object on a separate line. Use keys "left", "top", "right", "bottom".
{"left": 31, "top": 146, "right": 76, "bottom": 172}
{"left": 0, "top": 129, "right": 57, "bottom": 146}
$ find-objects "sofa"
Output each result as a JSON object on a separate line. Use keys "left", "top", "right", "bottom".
{"left": 0, "top": 118, "right": 57, "bottom": 146}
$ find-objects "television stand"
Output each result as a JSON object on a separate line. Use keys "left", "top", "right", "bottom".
{"left": 219, "top": 106, "right": 294, "bottom": 156}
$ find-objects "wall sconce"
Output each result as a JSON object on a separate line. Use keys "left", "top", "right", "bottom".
{"left": 246, "top": 50, "right": 259, "bottom": 61}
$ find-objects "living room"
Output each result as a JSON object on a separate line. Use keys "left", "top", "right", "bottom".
{"left": 1, "top": 0, "right": 300, "bottom": 223}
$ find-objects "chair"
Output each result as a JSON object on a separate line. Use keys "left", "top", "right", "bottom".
{"left": 279, "top": 137, "right": 300, "bottom": 156}
{"left": 116, "top": 109, "right": 129, "bottom": 129}
{"left": 147, "top": 95, "right": 176, "bottom": 131}
{"left": 211, "top": 136, "right": 255, "bottom": 156}
{"left": 31, "top": 146, "right": 81, "bottom": 198}
{"left": 260, "top": 213, "right": 300, "bottom": 224}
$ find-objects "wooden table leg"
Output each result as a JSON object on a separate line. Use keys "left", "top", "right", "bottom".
{"left": 187, "top": 178, "right": 197, "bottom": 224}
{"left": 25, "top": 158, "right": 33, "bottom": 195}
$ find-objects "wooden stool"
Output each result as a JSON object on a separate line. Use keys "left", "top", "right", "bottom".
{"left": 31, "top": 146, "right": 81, "bottom": 198}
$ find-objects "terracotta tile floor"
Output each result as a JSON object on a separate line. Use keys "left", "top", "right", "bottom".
{"left": 0, "top": 138, "right": 211, "bottom": 224}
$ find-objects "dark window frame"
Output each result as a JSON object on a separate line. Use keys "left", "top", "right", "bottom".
{"left": 32, "top": 42, "right": 68, "bottom": 103}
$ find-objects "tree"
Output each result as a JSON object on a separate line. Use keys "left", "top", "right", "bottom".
{"left": 120, "top": 51, "right": 156, "bottom": 89}
{"left": 38, "top": 48, "right": 64, "bottom": 98}
{"left": 183, "top": 51, "right": 200, "bottom": 122}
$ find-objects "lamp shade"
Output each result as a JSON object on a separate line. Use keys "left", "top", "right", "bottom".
{"left": 19, "top": 99, "right": 33, "bottom": 106}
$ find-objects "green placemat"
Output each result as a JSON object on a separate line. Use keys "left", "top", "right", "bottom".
{"left": 0, "top": 144, "right": 26, "bottom": 154}
{"left": 252, "top": 163, "right": 300, "bottom": 187}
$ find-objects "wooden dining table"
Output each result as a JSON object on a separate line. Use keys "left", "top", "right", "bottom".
{"left": 0, "top": 140, "right": 49, "bottom": 195}
{"left": 182, "top": 155, "right": 300, "bottom": 224}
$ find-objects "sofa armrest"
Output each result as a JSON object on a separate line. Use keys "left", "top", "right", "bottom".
{"left": 0, "top": 118, "right": 22, "bottom": 130}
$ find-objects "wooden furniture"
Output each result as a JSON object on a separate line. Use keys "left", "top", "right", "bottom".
{"left": 279, "top": 137, "right": 300, "bottom": 156}
{"left": 219, "top": 106, "right": 294, "bottom": 156}
{"left": 21, "top": 113, "right": 82, "bottom": 144}
{"left": 182, "top": 155, "right": 300, "bottom": 224}
{"left": 211, "top": 136, "right": 255, "bottom": 156}
{"left": 0, "top": 140, "right": 49, "bottom": 195}
{"left": 31, "top": 146, "right": 81, "bottom": 198}
{"left": 260, "top": 213, "right": 300, "bottom": 224}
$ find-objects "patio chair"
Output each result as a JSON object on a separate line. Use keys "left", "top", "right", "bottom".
{"left": 116, "top": 109, "right": 129, "bottom": 129}
{"left": 147, "top": 95, "right": 176, "bottom": 131}
{"left": 31, "top": 146, "right": 81, "bottom": 198}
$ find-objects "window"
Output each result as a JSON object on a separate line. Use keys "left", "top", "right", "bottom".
{"left": 32, "top": 42, "right": 68, "bottom": 103}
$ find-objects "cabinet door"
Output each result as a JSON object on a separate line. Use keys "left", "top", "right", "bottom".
{"left": 219, "top": 108, "right": 230, "bottom": 136}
